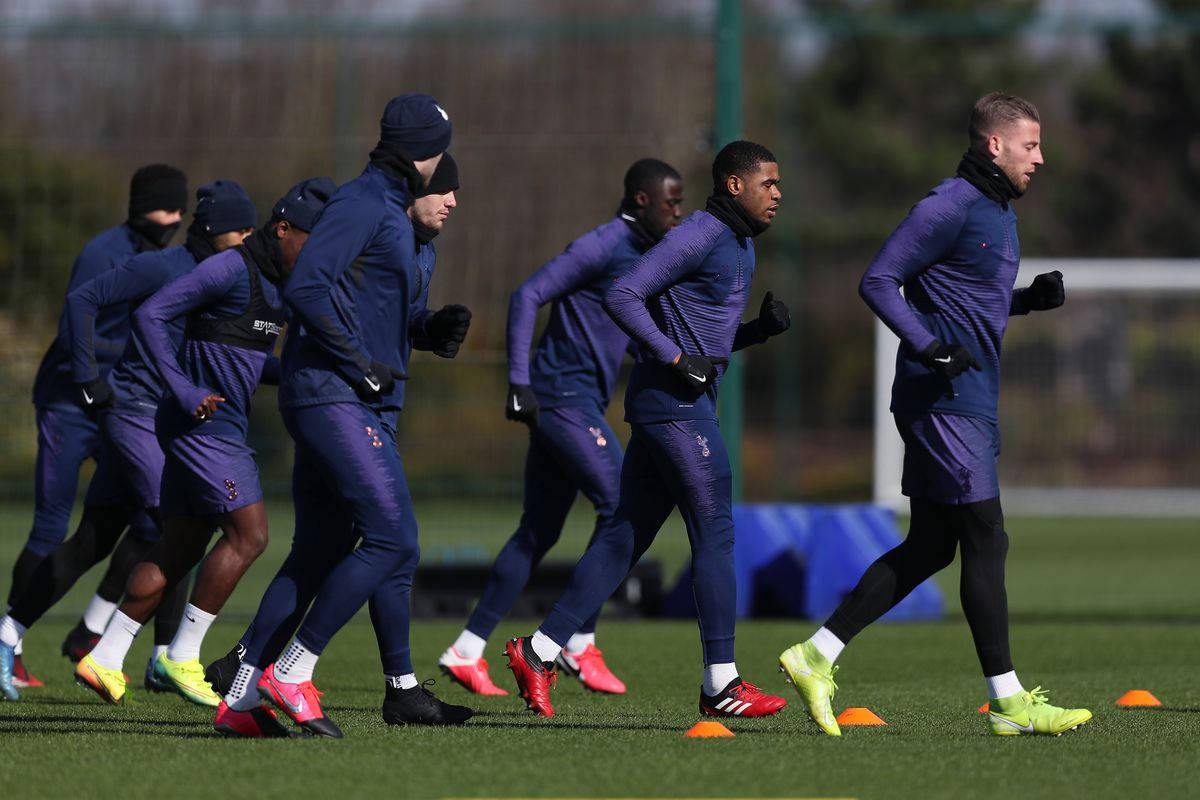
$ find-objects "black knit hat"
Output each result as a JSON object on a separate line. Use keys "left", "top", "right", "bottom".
{"left": 420, "top": 152, "right": 459, "bottom": 196}
{"left": 272, "top": 177, "right": 337, "bottom": 232}
{"left": 379, "top": 93, "right": 451, "bottom": 160}
{"left": 128, "top": 164, "right": 188, "bottom": 218}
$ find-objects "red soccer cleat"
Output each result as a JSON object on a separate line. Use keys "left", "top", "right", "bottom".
{"left": 213, "top": 701, "right": 291, "bottom": 738}
{"left": 504, "top": 637, "right": 557, "bottom": 717}
{"left": 257, "top": 663, "right": 343, "bottom": 738}
{"left": 557, "top": 644, "right": 626, "bottom": 694}
{"left": 438, "top": 647, "right": 509, "bottom": 696}
{"left": 12, "top": 654, "right": 44, "bottom": 688}
{"left": 61, "top": 620, "right": 101, "bottom": 663}
{"left": 699, "top": 678, "right": 788, "bottom": 718}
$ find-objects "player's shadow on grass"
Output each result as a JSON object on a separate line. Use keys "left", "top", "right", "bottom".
{"left": 0, "top": 712, "right": 211, "bottom": 735}
{"left": 1138, "top": 706, "right": 1200, "bottom": 714}
{"left": 377, "top": 708, "right": 780, "bottom": 735}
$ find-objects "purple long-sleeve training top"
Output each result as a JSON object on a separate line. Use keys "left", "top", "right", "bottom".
{"left": 859, "top": 176, "right": 1030, "bottom": 423}
{"left": 605, "top": 210, "right": 755, "bottom": 424}
{"left": 507, "top": 216, "right": 644, "bottom": 409}
{"left": 135, "top": 248, "right": 283, "bottom": 442}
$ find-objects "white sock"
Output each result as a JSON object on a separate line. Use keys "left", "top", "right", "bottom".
{"left": 386, "top": 673, "right": 419, "bottom": 690}
{"left": 564, "top": 631, "right": 596, "bottom": 654}
{"left": 152, "top": 644, "right": 167, "bottom": 661}
{"left": 166, "top": 603, "right": 217, "bottom": 662}
{"left": 808, "top": 627, "right": 846, "bottom": 664}
{"left": 90, "top": 611, "right": 142, "bottom": 671}
{"left": 529, "top": 630, "right": 561, "bottom": 663}
{"left": 274, "top": 639, "right": 319, "bottom": 684}
{"left": 703, "top": 662, "right": 739, "bottom": 696}
{"left": 227, "top": 662, "right": 263, "bottom": 711}
{"left": 14, "top": 638, "right": 22, "bottom": 656}
{"left": 82, "top": 595, "right": 119, "bottom": 635}
{"left": 986, "top": 670, "right": 1023, "bottom": 699}
{"left": 452, "top": 629, "right": 486, "bottom": 661}
{"left": 0, "top": 616, "right": 26, "bottom": 648}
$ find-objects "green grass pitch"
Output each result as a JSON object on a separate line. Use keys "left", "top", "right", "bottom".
{"left": 1, "top": 504, "right": 1198, "bottom": 799}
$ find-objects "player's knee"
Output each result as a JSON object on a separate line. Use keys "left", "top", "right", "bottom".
{"left": 233, "top": 524, "right": 270, "bottom": 560}
{"left": 126, "top": 561, "right": 167, "bottom": 600}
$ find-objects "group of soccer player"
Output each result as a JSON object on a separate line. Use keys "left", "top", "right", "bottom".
{"left": 0, "top": 88, "right": 1092, "bottom": 739}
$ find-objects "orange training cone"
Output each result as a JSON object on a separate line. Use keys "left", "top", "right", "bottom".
{"left": 684, "top": 721, "right": 735, "bottom": 737}
{"left": 977, "top": 702, "right": 990, "bottom": 713}
{"left": 836, "top": 707, "right": 887, "bottom": 726}
{"left": 1116, "top": 690, "right": 1162, "bottom": 707}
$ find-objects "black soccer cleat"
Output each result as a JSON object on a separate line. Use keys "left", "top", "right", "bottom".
{"left": 382, "top": 679, "right": 475, "bottom": 726}
{"left": 61, "top": 620, "right": 101, "bottom": 663}
{"left": 204, "top": 642, "right": 246, "bottom": 697}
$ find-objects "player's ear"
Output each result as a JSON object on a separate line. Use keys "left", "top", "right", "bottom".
{"left": 634, "top": 189, "right": 649, "bottom": 210}
{"left": 725, "top": 173, "right": 743, "bottom": 196}
{"left": 275, "top": 220, "right": 290, "bottom": 240}
{"left": 987, "top": 134, "right": 1003, "bottom": 159}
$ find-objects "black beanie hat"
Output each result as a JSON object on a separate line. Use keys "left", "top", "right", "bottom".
{"left": 272, "top": 176, "right": 338, "bottom": 232}
{"left": 192, "top": 180, "right": 257, "bottom": 236}
{"left": 420, "top": 152, "right": 459, "bottom": 197}
{"left": 129, "top": 164, "right": 188, "bottom": 219}
{"left": 379, "top": 93, "right": 452, "bottom": 161}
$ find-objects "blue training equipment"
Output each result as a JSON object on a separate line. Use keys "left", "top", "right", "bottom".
{"left": 661, "top": 503, "right": 944, "bottom": 621}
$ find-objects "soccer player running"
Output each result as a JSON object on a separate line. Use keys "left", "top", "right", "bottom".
{"left": 0, "top": 166, "right": 184, "bottom": 695}
{"left": 219, "top": 94, "right": 472, "bottom": 738}
{"left": 207, "top": 155, "right": 472, "bottom": 734}
{"left": 25, "top": 180, "right": 255, "bottom": 704}
{"left": 438, "top": 159, "right": 684, "bottom": 697}
{"left": 778, "top": 93, "right": 1091, "bottom": 737}
{"left": 71, "top": 180, "right": 336, "bottom": 717}
{"left": 505, "top": 141, "right": 792, "bottom": 718}
{"left": 1, "top": 180, "right": 255, "bottom": 703}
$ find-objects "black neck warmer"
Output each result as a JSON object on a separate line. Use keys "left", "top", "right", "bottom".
{"left": 240, "top": 226, "right": 285, "bottom": 284}
{"left": 183, "top": 223, "right": 219, "bottom": 263}
{"left": 956, "top": 149, "right": 1020, "bottom": 204}
{"left": 704, "top": 193, "right": 769, "bottom": 238}
{"left": 369, "top": 140, "right": 423, "bottom": 197}
{"left": 412, "top": 218, "right": 439, "bottom": 246}
{"left": 127, "top": 216, "right": 180, "bottom": 251}
{"left": 616, "top": 203, "right": 658, "bottom": 252}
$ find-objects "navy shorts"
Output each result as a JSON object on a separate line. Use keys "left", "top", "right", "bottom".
{"left": 85, "top": 412, "right": 164, "bottom": 509}
{"left": 895, "top": 412, "right": 1000, "bottom": 505}
{"left": 160, "top": 433, "right": 264, "bottom": 518}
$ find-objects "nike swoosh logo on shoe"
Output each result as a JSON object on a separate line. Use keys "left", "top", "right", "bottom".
{"left": 990, "top": 714, "right": 1034, "bottom": 733}
{"left": 269, "top": 677, "right": 305, "bottom": 715}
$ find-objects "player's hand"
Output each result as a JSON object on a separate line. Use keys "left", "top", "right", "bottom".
{"left": 670, "top": 352, "right": 728, "bottom": 397}
{"left": 918, "top": 340, "right": 981, "bottom": 380}
{"left": 757, "top": 291, "right": 791, "bottom": 337}
{"left": 194, "top": 393, "right": 225, "bottom": 420}
{"left": 428, "top": 304, "right": 472, "bottom": 358}
{"left": 1024, "top": 270, "right": 1065, "bottom": 311}
{"left": 76, "top": 378, "right": 115, "bottom": 417}
{"left": 505, "top": 383, "right": 539, "bottom": 427}
{"left": 354, "top": 360, "right": 400, "bottom": 402}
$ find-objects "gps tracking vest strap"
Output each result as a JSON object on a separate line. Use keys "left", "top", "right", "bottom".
{"left": 186, "top": 248, "right": 286, "bottom": 352}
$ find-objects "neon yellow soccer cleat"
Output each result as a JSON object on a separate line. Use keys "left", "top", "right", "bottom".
{"left": 778, "top": 641, "right": 841, "bottom": 736}
{"left": 154, "top": 651, "right": 221, "bottom": 707}
{"left": 988, "top": 687, "right": 1092, "bottom": 736}
{"left": 75, "top": 654, "right": 128, "bottom": 705}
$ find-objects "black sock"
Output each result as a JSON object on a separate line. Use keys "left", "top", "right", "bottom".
{"left": 825, "top": 497, "right": 958, "bottom": 643}
{"left": 7, "top": 548, "right": 45, "bottom": 609}
{"left": 951, "top": 497, "right": 1013, "bottom": 676}
{"left": 9, "top": 506, "right": 132, "bottom": 628}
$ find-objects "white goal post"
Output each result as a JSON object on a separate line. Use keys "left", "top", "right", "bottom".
{"left": 873, "top": 258, "right": 1200, "bottom": 516}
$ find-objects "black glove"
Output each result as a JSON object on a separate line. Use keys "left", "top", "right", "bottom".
{"left": 757, "top": 291, "right": 791, "bottom": 336}
{"left": 671, "top": 353, "right": 728, "bottom": 397}
{"left": 427, "top": 304, "right": 472, "bottom": 358}
{"left": 77, "top": 378, "right": 114, "bottom": 417}
{"left": 1023, "top": 270, "right": 1065, "bottom": 311}
{"left": 505, "top": 383, "right": 540, "bottom": 427}
{"left": 918, "top": 340, "right": 982, "bottom": 380}
{"left": 354, "top": 360, "right": 400, "bottom": 403}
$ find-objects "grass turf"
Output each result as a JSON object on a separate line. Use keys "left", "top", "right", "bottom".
{"left": 2, "top": 506, "right": 1199, "bottom": 799}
